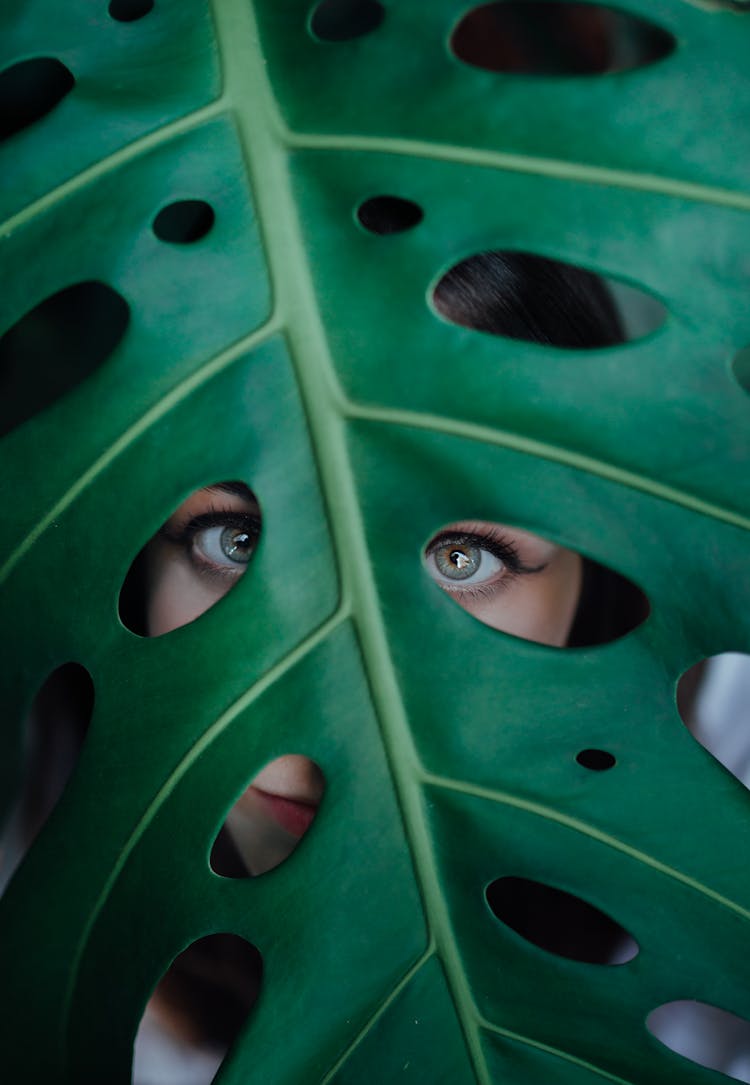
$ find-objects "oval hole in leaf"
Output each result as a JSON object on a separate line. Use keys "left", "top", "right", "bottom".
{"left": 119, "top": 481, "right": 261, "bottom": 637}
{"left": 677, "top": 652, "right": 750, "bottom": 789}
{"left": 152, "top": 199, "right": 215, "bottom": 244}
{"left": 423, "top": 519, "right": 649, "bottom": 647}
{"left": 132, "top": 934, "right": 262, "bottom": 1085}
{"left": 356, "top": 195, "right": 424, "bottom": 234}
{"left": 309, "top": 0, "right": 385, "bottom": 41}
{"left": 449, "top": 2, "right": 675, "bottom": 75}
{"left": 576, "top": 748, "right": 616, "bottom": 771}
{"left": 0, "top": 281, "right": 130, "bottom": 437}
{"left": 731, "top": 346, "right": 750, "bottom": 395}
{"left": 109, "top": 0, "right": 155, "bottom": 21}
{"left": 0, "top": 57, "right": 75, "bottom": 142}
{"left": 432, "top": 251, "right": 665, "bottom": 347}
{"left": 647, "top": 1001, "right": 750, "bottom": 1083}
{"left": 486, "top": 876, "right": 639, "bottom": 964}
{"left": 210, "top": 755, "right": 325, "bottom": 877}
{"left": 0, "top": 663, "right": 93, "bottom": 897}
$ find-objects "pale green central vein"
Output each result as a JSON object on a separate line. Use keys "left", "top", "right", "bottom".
{"left": 283, "top": 131, "right": 750, "bottom": 212}
{"left": 340, "top": 398, "right": 750, "bottom": 531}
{"left": 423, "top": 770, "right": 750, "bottom": 922}
{"left": 0, "top": 318, "right": 280, "bottom": 586}
{"left": 478, "top": 1019, "right": 638, "bottom": 1085}
{"left": 60, "top": 606, "right": 347, "bottom": 1058}
{"left": 215, "top": 3, "right": 492, "bottom": 1081}
{"left": 319, "top": 948, "right": 437, "bottom": 1084}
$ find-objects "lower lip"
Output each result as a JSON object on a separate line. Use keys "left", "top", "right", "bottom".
{"left": 249, "top": 787, "right": 319, "bottom": 837}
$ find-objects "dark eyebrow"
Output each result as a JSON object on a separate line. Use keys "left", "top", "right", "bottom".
{"left": 206, "top": 481, "right": 257, "bottom": 502}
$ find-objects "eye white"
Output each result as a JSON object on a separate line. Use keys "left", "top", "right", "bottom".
{"left": 426, "top": 542, "right": 504, "bottom": 588}
{"left": 192, "top": 525, "right": 253, "bottom": 568}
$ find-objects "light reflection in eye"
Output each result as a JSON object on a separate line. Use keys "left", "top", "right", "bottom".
{"left": 423, "top": 520, "right": 649, "bottom": 648}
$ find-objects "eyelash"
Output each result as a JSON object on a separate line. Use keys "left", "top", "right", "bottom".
{"left": 425, "top": 526, "right": 546, "bottom": 596}
{"left": 160, "top": 506, "right": 262, "bottom": 577}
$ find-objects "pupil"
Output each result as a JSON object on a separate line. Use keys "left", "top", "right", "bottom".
{"left": 450, "top": 549, "right": 471, "bottom": 570}
{"left": 221, "top": 528, "right": 252, "bottom": 562}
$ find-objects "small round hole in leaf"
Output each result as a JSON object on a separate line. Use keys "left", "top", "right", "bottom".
{"left": 648, "top": 1001, "right": 750, "bottom": 1082}
{"left": 119, "top": 482, "right": 261, "bottom": 637}
{"left": 423, "top": 519, "right": 649, "bottom": 647}
{"left": 210, "top": 755, "right": 325, "bottom": 877}
{"left": 0, "top": 281, "right": 130, "bottom": 437}
{"left": 486, "top": 876, "right": 639, "bottom": 964}
{"left": 450, "top": 2, "right": 675, "bottom": 75}
{"left": 152, "top": 200, "right": 215, "bottom": 244}
{"left": 576, "top": 748, "right": 616, "bottom": 771}
{"left": 677, "top": 652, "right": 750, "bottom": 789}
{"left": 0, "top": 57, "right": 75, "bottom": 142}
{"left": 109, "top": 0, "right": 154, "bottom": 22}
{"left": 133, "top": 934, "right": 262, "bottom": 1085}
{"left": 0, "top": 663, "right": 93, "bottom": 897}
{"left": 356, "top": 195, "right": 424, "bottom": 235}
{"left": 432, "top": 251, "right": 665, "bottom": 347}
{"left": 310, "top": 0, "right": 385, "bottom": 41}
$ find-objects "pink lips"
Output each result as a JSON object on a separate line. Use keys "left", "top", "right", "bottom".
{"left": 249, "top": 786, "right": 319, "bottom": 838}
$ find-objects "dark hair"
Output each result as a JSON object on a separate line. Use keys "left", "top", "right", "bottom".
{"left": 433, "top": 249, "right": 624, "bottom": 349}
{"left": 434, "top": 250, "right": 646, "bottom": 646}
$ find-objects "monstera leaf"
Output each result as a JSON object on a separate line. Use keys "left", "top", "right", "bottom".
{"left": 2, "top": 1, "right": 750, "bottom": 1082}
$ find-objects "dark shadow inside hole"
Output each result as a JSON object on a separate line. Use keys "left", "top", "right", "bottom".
{"left": 152, "top": 200, "right": 215, "bottom": 244}
{"left": 210, "top": 756, "right": 325, "bottom": 878}
{"left": 310, "top": 0, "right": 385, "bottom": 41}
{"left": 432, "top": 250, "right": 665, "bottom": 347}
{"left": 648, "top": 1001, "right": 750, "bottom": 1084}
{"left": 133, "top": 934, "right": 262, "bottom": 1085}
{"left": 0, "top": 57, "right": 75, "bottom": 142}
{"left": 109, "top": 0, "right": 155, "bottom": 22}
{"left": 0, "top": 281, "right": 130, "bottom": 437}
{"left": 356, "top": 195, "right": 424, "bottom": 235}
{"left": 0, "top": 663, "right": 93, "bottom": 896}
{"left": 486, "top": 875, "right": 639, "bottom": 964}
{"left": 450, "top": 2, "right": 675, "bottom": 75}
{"left": 677, "top": 653, "right": 750, "bottom": 790}
{"left": 576, "top": 748, "right": 616, "bottom": 771}
{"left": 119, "top": 481, "right": 261, "bottom": 637}
{"left": 567, "top": 555, "right": 649, "bottom": 647}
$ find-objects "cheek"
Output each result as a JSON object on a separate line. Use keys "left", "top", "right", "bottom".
{"left": 145, "top": 549, "right": 226, "bottom": 637}
{"left": 464, "top": 551, "right": 583, "bottom": 647}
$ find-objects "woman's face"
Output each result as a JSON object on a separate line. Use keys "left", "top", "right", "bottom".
{"left": 423, "top": 519, "right": 583, "bottom": 647}
{"left": 136, "top": 487, "right": 583, "bottom": 874}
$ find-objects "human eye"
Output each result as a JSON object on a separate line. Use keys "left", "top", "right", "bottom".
{"left": 163, "top": 508, "right": 261, "bottom": 578}
{"left": 424, "top": 526, "right": 543, "bottom": 596}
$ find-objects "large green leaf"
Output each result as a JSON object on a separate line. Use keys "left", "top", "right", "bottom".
{"left": 2, "top": 1, "right": 750, "bottom": 1082}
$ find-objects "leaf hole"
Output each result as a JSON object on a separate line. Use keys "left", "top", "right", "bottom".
{"left": 677, "top": 652, "right": 750, "bottom": 789}
{"left": 210, "top": 756, "right": 325, "bottom": 878}
{"left": 486, "top": 876, "right": 639, "bottom": 964}
{"left": 0, "top": 281, "right": 130, "bottom": 437}
{"left": 450, "top": 2, "right": 675, "bottom": 75}
{"left": 119, "top": 482, "right": 261, "bottom": 637}
{"left": 423, "top": 519, "right": 649, "bottom": 647}
{"left": 0, "top": 57, "right": 75, "bottom": 142}
{"left": 309, "top": 0, "right": 385, "bottom": 41}
{"left": 432, "top": 251, "right": 665, "bottom": 347}
{"left": 133, "top": 934, "right": 262, "bottom": 1085}
{"left": 647, "top": 1001, "right": 750, "bottom": 1083}
{"left": 356, "top": 195, "right": 424, "bottom": 234}
{"left": 152, "top": 200, "right": 216, "bottom": 244}
{"left": 109, "top": 0, "right": 155, "bottom": 21}
{"left": 576, "top": 748, "right": 616, "bottom": 771}
{"left": 0, "top": 663, "right": 93, "bottom": 897}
